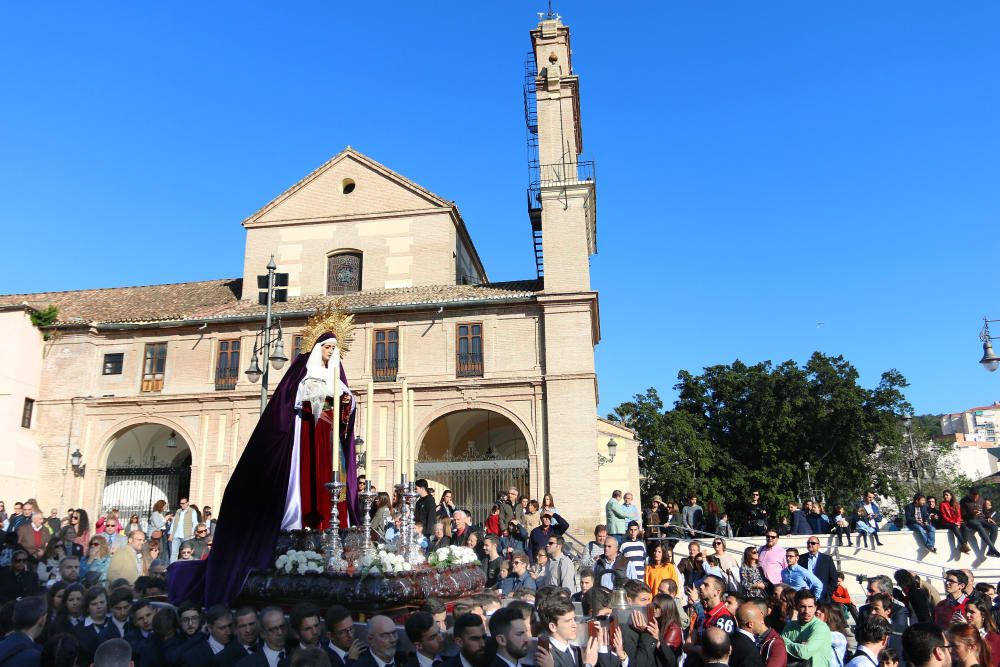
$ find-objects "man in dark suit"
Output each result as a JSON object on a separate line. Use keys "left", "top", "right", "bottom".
{"left": 404, "top": 611, "right": 444, "bottom": 667}
{"left": 488, "top": 607, "right": 532, "bottom": 667}
{"left": 618, "top": 581, "right": 658, "bottom": 667}
{"left": 324, "top": 604, "right": 362, "bottom": 667}
{"left": 535, "top": 601, "right": 601, "bottom": 667}
{"left": 238, "top": 607, "right": 290, "bottom": 667}
{"left": 701, "top": 628, "right": 732, "bottom": 667}
{"left": 355, "top": 615, "right": 404, "bottom": 667}
{"left": 182, "top": 604, "right": 233, "bottom": 667}
{"left": 0, "top": 550, "right": 41, "bottom": 603}
{"left": 798, "top": 536, "right": 839, "bottom": 604}
{"left": 0, "top": 596, "right": 45, "bottom": 666}
{"left": 441, "top": 614, "right": 490, "bottom": 667}
{"left": 126, "top": 599, "right": 166, "bottom": 667}
{"left": 214, "top": 606, "right": 261, "bottom": 666}
{"left": 415, "top": 480, "right": 437, "bottom": 540}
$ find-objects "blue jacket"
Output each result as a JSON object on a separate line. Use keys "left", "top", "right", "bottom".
{"left": 0, "top": 632, "right": 41, "bottom": 667}
{"left": 790, "top": 509, "right": 811, "bottom": 535}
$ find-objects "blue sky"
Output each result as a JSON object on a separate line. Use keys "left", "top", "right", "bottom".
{"left": 2, "top": 3, "right": 998, "bottom": 417}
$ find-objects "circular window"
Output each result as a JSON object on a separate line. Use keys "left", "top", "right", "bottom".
{"left": 342, "top": 178, "right": 356, "bottom": 195}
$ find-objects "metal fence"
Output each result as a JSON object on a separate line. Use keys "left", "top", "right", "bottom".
{"left": 416, "top": 457, "right": 529, "bottom": 524}
{"left": 101, "top": 464, "right": 191, "bottom": 525}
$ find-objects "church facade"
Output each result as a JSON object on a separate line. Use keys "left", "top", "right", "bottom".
{"left": 0, "top": 16, "right": 639, "bottom": 539}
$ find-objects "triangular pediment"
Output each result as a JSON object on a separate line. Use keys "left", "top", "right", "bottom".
{"left": 243, "top": 148, "right": 453, "bottom": 226}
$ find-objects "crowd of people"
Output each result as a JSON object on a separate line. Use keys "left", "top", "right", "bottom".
{"left": 3, "top": 483, "right": 1000, "bottom": 667}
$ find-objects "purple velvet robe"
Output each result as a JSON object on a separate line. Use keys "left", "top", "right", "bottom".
{"left": 168, "top": 332, "right": 359, "bottom": 606}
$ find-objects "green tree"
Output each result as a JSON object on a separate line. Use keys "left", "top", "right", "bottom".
{"left": 608, "top": 353, "right": 914, "bottom": 527}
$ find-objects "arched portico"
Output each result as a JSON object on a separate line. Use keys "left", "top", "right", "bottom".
{"left": 99, "top": 423, "right": 192, "bottom": 525}
{"left": 415, "top": 407, "right": 532, "bottom": 522}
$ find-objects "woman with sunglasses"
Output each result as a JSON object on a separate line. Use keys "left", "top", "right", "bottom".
{"left": 36, "top": 539, "right": 68, "bottom": 584}
{"left": 740, "top": 546, "right": 769, "bottom": 599}
{"left": 68, "top": 509, "right": 91, "bottom": 550}
{"left": 80, "top": 534, "right": 111, "bottom": 584}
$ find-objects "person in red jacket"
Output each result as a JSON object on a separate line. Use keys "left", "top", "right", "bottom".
{"left": 934, "top": 569, "right": 970, "bottom": 629}
{"left": 940, "top": 489, "right": 970, "bottom": 554}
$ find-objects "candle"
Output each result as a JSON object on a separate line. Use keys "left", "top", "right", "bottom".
{"left": 408, "top": 388, "right": 416, "bottom": 478}
{"left": 332, "top": 352, "right": 341, "bottom": 474}
{"left": 400, "top": 377, "right": 408, "bottom": 482}
{"left": 364, "top": 379, "right": 374, "bottom": 476}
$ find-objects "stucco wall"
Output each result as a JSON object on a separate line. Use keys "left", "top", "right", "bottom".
{"left": 0, "top": 310, "right": 43, "bottom": 504}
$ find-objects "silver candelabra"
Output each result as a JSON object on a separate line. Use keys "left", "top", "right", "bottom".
{"left": 324, "top": 480, "right": 347, "bottom": 572}
{"left": 358, "top": 479, "right": 377, "bottom": 558}
{"left": 402, "top": 482, "right": 425, "bottom": 564}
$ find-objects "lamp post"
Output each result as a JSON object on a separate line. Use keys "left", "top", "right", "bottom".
{"left": 245, "top": 255, "right": 289, "bottom": 413}
{"left": 597, "top": 437, "right": 618, "bottom": 466}
{"left": 902, "top": 414, "right": 922, "bottom": 493}
{"left": 803, "top": 461, "right": 816, "bottom": 503}
{"left": 980, "top": 318, "right": 1000, "bottom": 373}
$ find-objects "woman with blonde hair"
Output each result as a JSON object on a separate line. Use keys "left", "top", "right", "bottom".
{"left": 80, "top": 534, "right": 111, "bottom": 584}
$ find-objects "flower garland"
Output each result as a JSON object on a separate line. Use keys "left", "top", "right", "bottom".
{"left": 275, "top": 549, "right": 325, "bottom": 575}
{"left": 357, "top": 545, "right": 413, "bottom": 576}
{"left": 428, "top": 545, "right": 479, "bottom": 569}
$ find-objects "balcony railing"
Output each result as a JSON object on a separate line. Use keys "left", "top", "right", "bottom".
{"left": 457, "top": 352, "right": 483, "bottom": 378}
{"left": 215, "top": 367, "right": 238, "bottom": 391}
{"left": 373, "top": 357, "right": 398, "bottom": 383}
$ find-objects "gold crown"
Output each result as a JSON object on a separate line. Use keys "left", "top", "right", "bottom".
{"left": 299, "top": 301, "right": 354, "bottom": 357}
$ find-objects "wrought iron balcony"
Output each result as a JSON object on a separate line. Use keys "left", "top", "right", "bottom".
{"left": 215, "top": 367, "right": 238, "bottom": 391}
{"left": 373, "top": 357, "right": 398, "bottom": 383}
{"left": 457, "top": 352, "right": 483, "bottom": 378}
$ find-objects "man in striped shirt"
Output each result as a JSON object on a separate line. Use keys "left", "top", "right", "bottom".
{"left": 619, "top": 520, "right": 647, "bottom": 580}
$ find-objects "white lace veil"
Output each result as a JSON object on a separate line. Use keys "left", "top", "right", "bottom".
{"left": 295, "top": 336, "right": 341, "bottom": 417}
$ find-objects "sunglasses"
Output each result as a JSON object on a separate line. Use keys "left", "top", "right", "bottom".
{"left": 713, "top": 541, "right": 723, "bottom": 546}
{"left": 807, "top": 541, "right": 819, "bottom": 545}
{"left": 766, "top": 535, "right": 778, "bottom": 539}
{"left": 90, "top": 542, "right": 101, "bottom": 547}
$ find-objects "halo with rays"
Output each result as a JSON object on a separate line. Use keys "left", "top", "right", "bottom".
{"left": 299, "top": 301, "right": 354, "bottom": 356}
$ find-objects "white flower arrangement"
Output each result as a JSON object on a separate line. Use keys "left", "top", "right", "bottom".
{"left": 356, "top": 545, "right": 413, "bottom": 576}
{"left": 427, "top": 545, "right": 479, "bottom": 569}
{"left": 275, "top": 549, "right": 325, "bottom": 575}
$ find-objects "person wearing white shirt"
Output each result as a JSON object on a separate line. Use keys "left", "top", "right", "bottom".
{"left": 450, "top": 614, "right": 490, "bottom": 667}
{"left": 357, "top": 615, "right": 400, "bottom": 667}
{"left": 404, "top": 611, "right": 444, "bottom": 667}
{"left": 489, "top": 608, "right": 532, "bottom": 667}
{"left": 539, "top": 599, "right": 602, "bottom": 667}
{"left": 255, "top": 607, "right": 290, "bottom": 667}
{"left": 845, "top": 615, "right": 891, "bottom": 667}
{"left": 325, "top": 605, "right": 363, "bottom": 667}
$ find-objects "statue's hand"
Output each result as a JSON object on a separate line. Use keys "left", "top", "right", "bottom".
{"left": 340, "top": 393, "right": 351, "bottom": 404}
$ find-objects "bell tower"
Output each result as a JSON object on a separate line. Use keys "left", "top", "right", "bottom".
{"left": 527, "top": 14, "right": 603, "bottom": 530}
{"left": 525, "top": 14, "right": 597, "bottom": 292}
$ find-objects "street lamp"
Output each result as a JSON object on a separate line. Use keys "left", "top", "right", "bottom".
{"left": 803, "top": 461, "right": 816, "bottom": 502}
{"left": 901, "top": 414, "right": 922, "bottom": 492}
{"left": 597, "top": 437, "right": 618, "bottom": 466}
{"left": 245, "top": 255, "right": 288, "bottom": 412}
{"left": 70, "top": 448, "right": 85, "bottom": 477}
{"left": 980, "top": 318, "right": 1000, "bottom": 373}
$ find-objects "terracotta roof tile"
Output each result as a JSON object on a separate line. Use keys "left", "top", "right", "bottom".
{"left": 0, "top": 278, "right": 541, "bottom": 326}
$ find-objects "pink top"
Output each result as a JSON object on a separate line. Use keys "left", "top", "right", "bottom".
{"left": 757, "top": 544, "right": 787, "bottom": 585}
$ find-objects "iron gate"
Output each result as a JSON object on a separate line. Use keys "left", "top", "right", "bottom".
{"left": 101, "top": 463, "right": 191, "bottom": 525}
{"left": 415, "top": 457, "right": 529, "bottom": 523}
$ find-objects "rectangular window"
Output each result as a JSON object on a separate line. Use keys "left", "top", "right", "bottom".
{"left": 215, "top": 339, "right": 240, "bottom": 390}
{"left": 456, "top": 322, "right": 483, "bottom": 377}
{"left": 102, "top": 353, "right": 124, "bottom": 375}
{"left": 373, "top": 328, "right": 399, "bottom": 382}
{"left": 141, "top": 342, "right": 167, "bottom": 392}
{"left": 21, "top": 398, "right": 34, "bottom": 429}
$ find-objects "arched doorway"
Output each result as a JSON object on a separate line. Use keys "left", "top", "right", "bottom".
{"left": 416, "top": 409, "right": 529, "bottom": 522}
{"left": 101, "top": 424, "right": 192, "bottom": 525}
